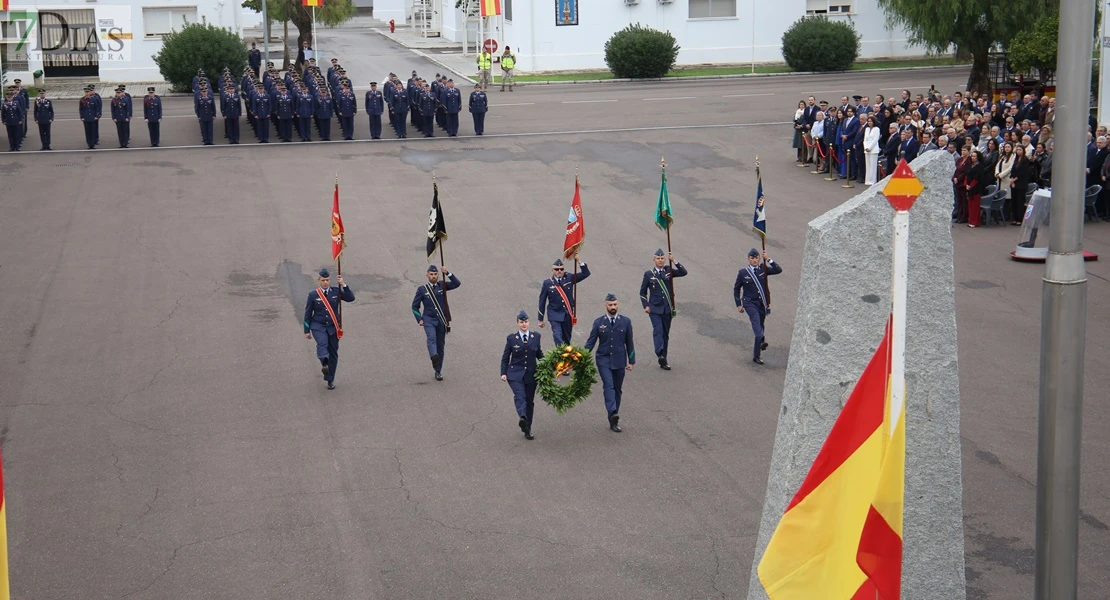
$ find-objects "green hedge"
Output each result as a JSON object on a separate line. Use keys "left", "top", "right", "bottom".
{"left": 781, "top": 16, "right": 860, "bottom": 72}
{"left": 604, "top": 24, "right": 680, "bottom": 79}
{"left": 153, "top": 21, "right": 248, "bottom": 92}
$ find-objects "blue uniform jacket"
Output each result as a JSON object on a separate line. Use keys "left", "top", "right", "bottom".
{"left": 419, "top": 91, "right": 436, "bottom": 116}
{"left": 110, "top": 96, "right": 132, "bottom": 120}
{"left": 275, "top": 94, "right": 294, "bottom": 119}
{"left": 252, "top": 94, "right": 272, "bottom": 118}
{"left": 390, "top": 93, "right": 409, "bottom": 116}
{"left": 33, "top": 98, "right": 53, "bottom": 123}
{"left": 1, "top": 100, "right": 24, "bottom": 126}
{"left": 537, "top": 264, "right": 590, "bottom": 323}
{"left": 304, "top": 285, "right": 356, "bottom": 334}
{"left": 500, "top": 331, "right": 543, "bottom": 382}
{"left": 79, "top": 97, "right": 100, "bottom": 122}
{"left": 336, "top": 91, "right": 357, "bottom": 117}
{"left": 222, "top": 92, "right": 242, "bottom": 118}
{"left": 733, "top": 260, "right": 783, "bottom": 308}
{"left": 639, "top": 263, "right": 688, "bottom": 314}
{"left": 195, "top": 96, "right": 217, "bottom": 121}
{"left": 365, "top": 90, "right": 384, "bottom": 116}
{"left": 585, "top": 314, "right": 635, "bottom": 369}
{"left": 411, "top": 274, "right": 461, "bottom": 326}
{"left": 315, "top": 94, "right": 333, "bottom": 118}
{"left": 469, "top": 91, "right": 488, "bottom": 114}
{"left": 296, "top": 92, "right": 314, "bottom": 118}
{"left": 444, "top": 88, "right": 462, "bottom": 113}
{"left": 143, "top": 95, "right": 162, "bottom": 121}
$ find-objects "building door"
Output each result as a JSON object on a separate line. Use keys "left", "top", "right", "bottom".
{"left": 39, "top": 9, "right": 99, "bottom": 77}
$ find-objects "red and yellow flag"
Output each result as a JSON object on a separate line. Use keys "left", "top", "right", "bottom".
{"left": 0, "top": 0, "right": 9, "bottom": 11}
{"left": 758, "top": 317, "right": 904, "bottom": 599}
{"left": 563, "top": 176, "right": 585, "bottom": 259}
{"left": 302, "top": 0, "right": 323, "bottom": 6}
{"left": 480, "top": 0, "right": 501, "bottom": 17}
{"left": 1, "top": 447, "right": 10, "bottom": 600}
{"left": 331, "top": 182, "right": 346, "bottom": 261}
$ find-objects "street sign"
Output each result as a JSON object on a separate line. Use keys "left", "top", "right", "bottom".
{"left": 882, "top": 159, "right": 924, "bottom": 212}
{"left": 483, "top": 38, "right": 498, "bottom": 53}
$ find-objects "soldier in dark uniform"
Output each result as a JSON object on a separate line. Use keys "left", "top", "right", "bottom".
{"left": 444, "top": 79, "right": 462, "bottom": 136}
{"left": 249, "top": 42, "right": 263, "bottom": 76}
{"left": 274, "top": 85, "right": 294, "bottom": 142}
{"left": 12, "top": 79, "right": 29, "bottom": 141}
{"left": 2, "top": 89, "right": 24, "bottom": 151}
{"left": 585, "top": 293, "right": 635, "bottom": 433}
{"left": 390, "top": 82, "right": 409, "bottom": 138}
{"left": 195, "top": 88, "right": 217, "bottom": 145}
{"left": 303, "top": 268, "right": 355, "bottom": 390}
{"left": 295, "top": 86, "right": 314, "bottom": 141}
{"left": 222, "top": 84, "right": 241, "bottom": 144}
{"left": 365, "top": 81, "right": 384, "bottom": 139}
{"left": 336, "top": 82, "right": 357, "bottom": 140}
{"left": 33, "top": 89, "right": 53, "bottom": 150}
{"left": 411, "top": 264, "right": 461, "bottom": 381}
{"left": 79, "top": 86, "right": 101, "bottom": 149}
{"left": 252, "top": 82, "right": 271, "bottom": 142}
{"left": 89, "top": 84, "right": 103, "bottom": 145}
{"left": 639, "top": 249, "right": 687, "bottom": 370}
{"left": 537, "top": 256, "right": 590, "bottom": 347}
{"left": 733, "top": 248, "right": 782, "bottom": 365}
{"left": 419, "top": 82, "right": 436, "bottom": 138}
{"left": 142, "top": 87, "right": 162, "bottom": 147}
{"left": 110, "top": 87, "right": 132, "bottom": 148}
{"left": 435, "top": 75, "right": 448, "bottom": 130}
{"left": 314, "top": 86, "right": 333, "bottom": 141}
{"left": 501, "top": 310, "right": 543, "bottom": 440}
{"left": 468, "top": 83, "right": 487, "bottom": 135}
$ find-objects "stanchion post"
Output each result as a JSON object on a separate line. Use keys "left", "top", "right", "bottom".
{"left": 841, "top": 149, "right": 855, "bottom": 188}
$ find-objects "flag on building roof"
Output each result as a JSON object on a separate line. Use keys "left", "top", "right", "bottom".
{"left": 480, "top": 0, "right": 501, "bottom": 17}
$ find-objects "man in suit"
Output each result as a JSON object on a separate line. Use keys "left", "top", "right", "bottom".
{"left": 501, "top": 310, "right": 543, "bottom": 440}
{"left": 733, "top": 248, "right": 782, "bottom": 365}
{"left": 840, "top": 106, "right": 860, "bottom": 180}
{"left": 412, "top": 265, "right": 461, "bottom": 381}
{"left": 639, "top": 249, "right": 687, "bottom": 370}
{"left": 538, "top": 256, "right": 591, "bottom": 347}
{"left": 585, "top": 293, "right": 635, "bottom": 433}
{"left": 898, "top": 128, "right": 920, "bottom": 163}
{"left": 303, "top": 268, "right": 356, "bottom": 390}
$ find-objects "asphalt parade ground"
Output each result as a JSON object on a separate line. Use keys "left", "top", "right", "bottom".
{"left": 2, "top": 64, "right": 1109, "bottom": 599}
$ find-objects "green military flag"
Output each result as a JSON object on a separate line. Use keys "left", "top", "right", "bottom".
{"left": 655, "top": 162, "right": 673, "bottom": 230}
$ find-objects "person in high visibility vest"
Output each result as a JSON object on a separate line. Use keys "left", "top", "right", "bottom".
{"left": 478, "top": 50, "right": 493, "bottom": 91}
{"left": 500, "top": 46, "right": 516, "bottom": 92}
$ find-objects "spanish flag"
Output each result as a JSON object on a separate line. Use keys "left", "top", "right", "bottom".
{"left": 758, "top": 317, "right": 904, "bottom": 599}
{"left": 0, "top": 0, "right": 8, "bottom": 11}
{"left": 480, "top": 0, "right": 501, "bottom": 17}
{"left": 1, "top": 447, "right": 10, "bottom": 600}
{"left": 331, "top": 181, "right": 346, "bottom": 261}
{"left": 302, "top": 0, "right": 323, "bottom": 6}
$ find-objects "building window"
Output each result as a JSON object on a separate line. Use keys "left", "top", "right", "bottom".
{"left": 805, "top": 0, "right": 852, "bottom": 14}
{"left": 143, "top": 6, "right": 198, "bottom": 38}
{"left": 505, "top": 0, "right": 512, "bottom": 21}
{"left": 689, "top": 0, "right": 736, "bottom": 18}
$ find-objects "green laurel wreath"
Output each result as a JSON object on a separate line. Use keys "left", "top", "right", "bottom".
{"left": 535, "top": 344, "right": 599, "bottom": 415}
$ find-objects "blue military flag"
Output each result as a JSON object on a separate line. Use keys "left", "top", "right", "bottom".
{"left": 753, "top": 171, "right": 767, "bottom": 238}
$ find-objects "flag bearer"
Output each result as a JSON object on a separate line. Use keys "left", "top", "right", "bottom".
{"left": 411, "top": 265, "right": 461, "bottom": 381}
{"left": 733, "top": 248, "right": 783, "bottom": 365}
{"left": 537, "top": 256, "right": 590, "bottom": 347}
{"left": 304, "top": 268, "right": 355, "bottom": 390}
{"left": 639, "top": 249, "right": 687, "bottom": 370}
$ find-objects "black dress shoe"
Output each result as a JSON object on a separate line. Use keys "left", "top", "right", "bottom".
{"left": 761, "top": 341, "right": 769, "bottom": 351}
{"left": 609, "top": 412, "right": 619, "bottom": 425}
{"left": 753, "top": 357, "right": 764, "bottom": 365}
{"left": 524, "top": 432, "right": 535, "bottom": 440}
{"left": 610, "top": 424, "right": 622, "bottom": 433}
{"left": 518, "top": 417, "right": 529, "bottom": 434}
{"left": 434, "top": 372, "right": 443, "bottom": 381}
{"left": 327, "top": 382, "right": 336, "bottom": 390}
{"left": 658, "top": 356, "right": 671, "bottom": 370}
{"left": 321, "top": 365, "right": 329, "bottom": 375}
{"left": 431, "top": 353, "right": 441, "bottom": 370}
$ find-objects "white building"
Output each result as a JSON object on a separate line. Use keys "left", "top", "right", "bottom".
{"left": 2, "top": 0, "right": 256, "bottom": 84}
{"left": 376, "top": 0, "right": 921, "bottom": 72}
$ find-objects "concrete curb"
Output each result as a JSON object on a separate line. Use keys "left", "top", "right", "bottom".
{"left": 514, "top": 64, "right": 971, "bottom": 86}
{"left": 369, "top": 28, "right": 476, "bottom": 84}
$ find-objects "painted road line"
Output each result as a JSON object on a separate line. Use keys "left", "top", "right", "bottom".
{"left": 642, "top": 96, "right": 696, "bottom": 101}
{"left": 722, "top": 93, "right": 775, "bottom": 98}
{"left": 490, "top": 102, "right": 536, "bottom": 106}
{"left": 562, "top": 99, "right": 617, "bottom": 104}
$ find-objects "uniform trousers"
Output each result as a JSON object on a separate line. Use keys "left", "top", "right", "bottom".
{"left": 422, "top": 115, "right": 434, "bottom": 137}
{"left": 199, "top": 119, "right": 214, "bottom": 144}
{"left": 310, "top": 327, "right": 340, "bottom": 383}
{"left": 472, "top": 113, "right": 485, "bottom": 135}
{"left": 82, "top": 121, "right": 98, "bottom": 148}
{"left": 340, "top": 116, "right": 354, "bottom": 140}
{"left": 318, "top": 118, "right": 331, "bottom": 141}
{"left": 508, "top": 379, "right": 537, "bottom": 426}
{"left": 422, "top": 321, "right": 446, "bottom": 371}
{"left": 147, "top": 122, "right": 160, "bottom": 146}
{"left": 446, "top": 112, "right": 459, "bottom": 136}
{"left": 395, "top": 115, "right": 407, "bottom": 138}
{"left": 257, "top": 118, "right": 269, "bottom": 142}
{"left": 368, "top": 114, "right": 382, "bottom": 139}
{"left": 225, "top": 118, "right": 240, "bottom": 143}
{"left": 279, "top": 118, "right": 293, "bottom": 141}
{"left": 299, "top": 116, "right": 312, "bottom": 141}
{"left": 38, "top": 123, "right": 51, "bottom": 149}
{"left": 596, "top": 357, "right": 626, "bottom": 417}
{"left": 743, "top": 299, "right": 767, "bottom": 359}
{"left": 115, "top": 121, "right": 129, "bottom": 147}
{"left": 5, "top": 125, "right": 19, "bottom": 151}
{"left": 550, "top": 319, "right": 573, "bottom": 347}
{"left": 649, "top": 311, "right": 673, "bottom": 358}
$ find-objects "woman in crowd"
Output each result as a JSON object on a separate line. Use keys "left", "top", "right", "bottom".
{"left": 864, "top": 115, "right": 881, "bottom": 185}
{"left": 953, "top": 146, "right": 973, "bottom": 223}
{"left": 1031, "top": 142, "right": 1047, "bottom": 183}
{"left": 964, "top": 150, "right": 986, "bottom": 228}
{"left": 1039, "top": 140, "right": 1054, "bottom": 188}
{"left": 793, "top": 100, "right": 806, "bottom": 163}
{"left": 984, "top": 138, "right": 1000, "bottom": 171}
{"left": 1009, "top": 144, "right": 1034, "bottom": 226}
{"left": 994, "top": 142, "right": 1016, "bottom": 221}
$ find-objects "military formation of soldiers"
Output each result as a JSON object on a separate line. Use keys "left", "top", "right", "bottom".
{"left": 312, "top": 247, "right": 783, "bottom": 441}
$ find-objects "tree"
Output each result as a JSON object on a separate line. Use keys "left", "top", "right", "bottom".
{"left": 780, "top": 16, "right": 860, "bottom": 72}
{"left": 875, "top": 0, "right": 1055, "bottom": 95}
{"left": 152, "top": 20, "right": 248, "bottom": 91}
{"left": 1007, "top": 15, "right": 1058, "bottom": 82}
{"left": 243, "top": 0, "right": 356, "bottom": 69}
{"left": 603, "top": 24, "right": 680, "bottom": 79}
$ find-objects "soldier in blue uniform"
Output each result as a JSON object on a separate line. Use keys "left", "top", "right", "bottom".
{"left": 33, "top": 89, "right": 53, "bottom": 151}
{"left": 314, "top": 87, "right": 333, "bottom": 141}
{"left": 390, "top": 82, "right": 409, "bottom": 138}
{"left": 468, "top": 83, "right": 487, "bottom": 135}
{"left": 364, "top": 81, "right": 384, "bottom": 139}
{"left": 537, "top": 256, "right": 590, "bottom": 346}
{"left": 295, "top": 87, "right": 314, "bottom": 141}
{"left": 274, "top": 85, "right": 294, "bottom": 142}
{"left": 501, "top": 310, "right": 543, "bottom": 440}
{"left": 195, "top": 88, "right": 217, "bottom": 145}
{"left": 142, "top": 87, "right": 162, "bottom": 147}
{"left": 436, "top": 75, "right": 449, "bottom": 131}
{"left": 109, "top": 86, "right": 132, "bottom": 148}
{"left": 89, "top": 85, "right": 103, "bottom": 145}
{"left": 11, "top": 80, "right": 28, "bottom": 142}
{"left": 733, "top": 248, "right": 783, "bottom": 365}
{"left": 249, "top": 42, "right": 263, "bottom": 77}
{"left": 2, "top": 89, "right": 24, "bottom": 152}
{"left": 411, "top": 265, "right": 460, "bottom": 381}
{"left": 78, "top": 86, "right": 101, "bottom": 149}
{"left": 639, "top": 249, "right": 687, "bottom": 370}
{"left": 222, "top": 84, "right": 242, "bottom": 144}
{"left": 443, "top": 79, "right": 462, "bottom": 136}
{"left": 585, "top": 293, "right": 636, "bottom": 433}
{"left": 252, "top": 82, "right": 271, "bottom": 143}
{"left": 419, "top": 82, "right": 436, "bottom": 138}
{"left": 336, "top": 82, "right": 357, "bottom": 140}
{"left": 303, "top": 268, "right": 355, "bottom": 390}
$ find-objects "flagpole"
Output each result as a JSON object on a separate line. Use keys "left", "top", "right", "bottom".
{"left": 889, "top": 196, "right": 908, "bottom": 432}
{"left": 756, "top": 157, "right": 770, "bottom": 309}
{"left": 312, "top": 6, "right": 318, "bottom": 66}
{"left": 335, "top": 173, "right": 342, "bottom": 330}
{"left": 434, "top": 173, "right": 452, "bottom": 332}
{"left": 572, "top": 164, "right": 579, "bottom": 327}
{"left": 662, "top": 156, "right": 676, "bottom": 311}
